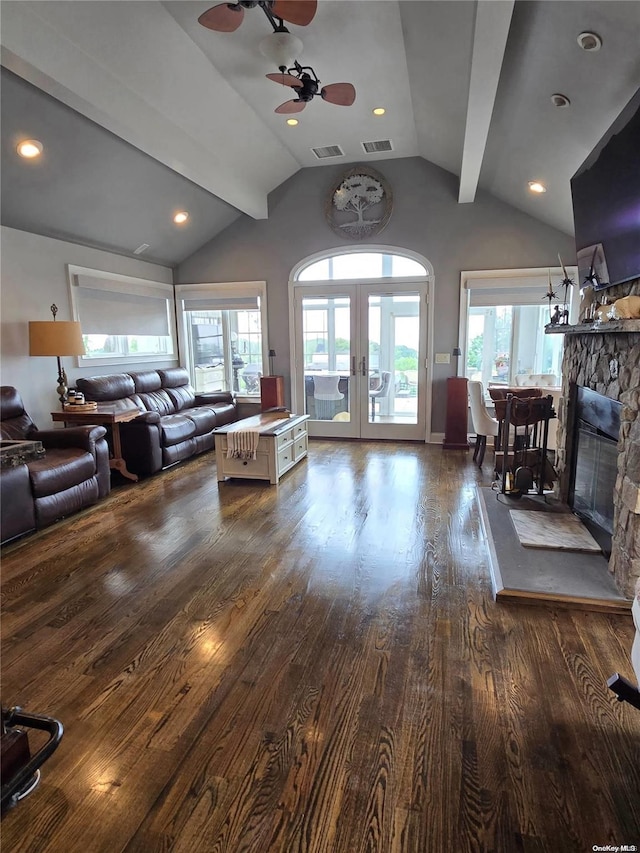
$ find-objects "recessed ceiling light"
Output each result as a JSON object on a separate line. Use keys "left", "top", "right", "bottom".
{"left": 528, "top": 181, "right": 547, "bottom": 194}
{"left": 286, "top": 118, "right": 299, "bottom": 126}
{"left": 550, "top": 93, "right": 571, "bottom": 108}
{"left": 373, "top": 107, "right": 386, "bottom": 116}
{"left": 17, "top": 139, "right": 43, "bottom": 159}
{"left": 173, "top": 211, "right": 189, "bottom": 224}
{"left": 577, "top": 31, "right": 602, "bottom": 51}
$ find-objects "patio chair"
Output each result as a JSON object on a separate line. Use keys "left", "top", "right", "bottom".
{"left": 313, "top": 374, "right": 344, "bottom": 420}
{"left": 369, "top": 371, "right": 392, "bottom": 420}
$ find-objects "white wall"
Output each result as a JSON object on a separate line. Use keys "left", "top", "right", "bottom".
{"left": 1, "top": 226, "right": 175, "bottom": 428}
{"left": 176, "top": 156, "right": 577, "bottom": 434}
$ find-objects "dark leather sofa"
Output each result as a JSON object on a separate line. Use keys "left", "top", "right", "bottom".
{"left": 76, "top": 368, "right": 238, "bottom": 477}
{"left": 0, "top": 386, "right": 111, "bottom": 545}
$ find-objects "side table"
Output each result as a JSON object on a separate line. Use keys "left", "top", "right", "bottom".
{"left": 443, "top": 377, "right": 469, "bottom": 450}
{"left": 260, "top": 376, "right": 285, "bottom": 411}
{"left": 51, "top": 405, "right": 142, "bottom": 481}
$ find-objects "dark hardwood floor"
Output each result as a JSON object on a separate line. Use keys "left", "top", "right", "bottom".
{"left": 1, "top": 442, "right": 639, "bottom": 852}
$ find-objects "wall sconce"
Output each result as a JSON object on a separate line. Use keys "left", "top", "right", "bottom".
{"left": 29, "top": 304, "right": 85, "bottom": 406}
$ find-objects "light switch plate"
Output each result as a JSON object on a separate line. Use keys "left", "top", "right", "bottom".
{"left": 435, "top": 353, "right": 451, "bottom": 364}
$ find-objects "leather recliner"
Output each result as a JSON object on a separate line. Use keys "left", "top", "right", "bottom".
{"left": 0, "top": 386, "right": 111, "bottom": 545}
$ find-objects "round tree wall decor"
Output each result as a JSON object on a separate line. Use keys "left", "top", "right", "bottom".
{"left": 325, "top": 166, "right": 393, "bottom": 240}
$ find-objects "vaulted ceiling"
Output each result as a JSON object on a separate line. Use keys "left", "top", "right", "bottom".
{"left": 2, "top": 1, "right": 639, "bottom": 267}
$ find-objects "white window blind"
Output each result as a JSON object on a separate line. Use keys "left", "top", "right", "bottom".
{"left": 179, "top": 296, "right": 259, "bottom": 312}
{"left": 68, "top": 266, "right": 177, "bottom": 365}
{"left": 466, "top": 275, "right": 552, "bottom": 307}
{"left": 76, "top": 286, "right": 171, "bottom": 336}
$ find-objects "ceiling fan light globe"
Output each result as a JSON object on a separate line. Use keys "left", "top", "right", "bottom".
{"left": 259, "top": 31, "right": 303, "bottom": 72}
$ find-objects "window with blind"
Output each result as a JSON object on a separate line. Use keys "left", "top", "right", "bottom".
{"left": 459, "top": 268, "right": 578, "bottom": 388}
{"left": 175, "top": 282, "right": 267, "bottom": 397}
{"left": 68, "top": 266, "right": 176, "bottom": 365}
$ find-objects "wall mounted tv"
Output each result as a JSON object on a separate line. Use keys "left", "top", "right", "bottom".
{"left": 571, "top": 89, "right": 640, "bottom": 288}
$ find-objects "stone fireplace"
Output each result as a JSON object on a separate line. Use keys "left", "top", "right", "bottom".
{"left": 552, "top": 278, "right": 640, "bottom": 600}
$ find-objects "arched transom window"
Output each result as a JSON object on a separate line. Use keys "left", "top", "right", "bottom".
{"left": 297, "top": 252, "right": 427, "bottom": 281}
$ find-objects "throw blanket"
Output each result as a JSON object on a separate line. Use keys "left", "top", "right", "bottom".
{"left": 227, "top": 429, "right": 260, "bottom": 460}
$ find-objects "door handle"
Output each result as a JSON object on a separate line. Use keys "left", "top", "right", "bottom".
{"left": 361, "top": 356, "right": 367, "bottom": 377}
{"left": 351, "top": 356, "right": 356, "bottom": 376}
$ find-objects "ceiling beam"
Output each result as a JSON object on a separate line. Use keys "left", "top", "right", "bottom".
{"left": 458, "top": 0, "right": 515, "bottom": 204}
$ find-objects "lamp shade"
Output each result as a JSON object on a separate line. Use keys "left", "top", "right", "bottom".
{"left": 29, "top": 321, "right": 85, "bottom": 356}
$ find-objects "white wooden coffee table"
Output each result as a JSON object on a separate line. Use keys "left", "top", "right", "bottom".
{"left": 213, "top": 413, "right": 309, "bottom": 484}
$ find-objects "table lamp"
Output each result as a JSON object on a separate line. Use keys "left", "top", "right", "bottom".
{"left": 29, "top": 304, "right": 85, "bottom": 406}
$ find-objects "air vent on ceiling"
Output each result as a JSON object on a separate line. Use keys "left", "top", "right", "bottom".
{"left": 362, "top": 139, "right": 393, "bottom": 154}
{"left": 311, "top": 145, "right": 345, "bottom": 160}
{"left": 133, "top": 243, "right": 150, "bottom": 255}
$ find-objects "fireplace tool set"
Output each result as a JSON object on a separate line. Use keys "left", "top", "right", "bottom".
{"left": 495, "top": 394, "right": 556, "bottom": 498}
{"left": 1, "top": 706, "right": 64, "bottom": 814}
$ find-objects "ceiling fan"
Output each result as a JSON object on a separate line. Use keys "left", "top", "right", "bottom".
{"left": 267, "top": 62, "right": 356, "bottom": 113}
{"left": 198, "top": 0, "right": 317, "bottom": 33}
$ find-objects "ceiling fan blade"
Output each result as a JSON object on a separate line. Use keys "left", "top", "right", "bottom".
{"left": 271, "top": 0, "right": 317, "bottom": 26}
{"left": 198, "top": 3, "right": 244, "bottom": 32}
{"left": 275, "top": 99, "right": 306, "bottom": 114}
{"left": 266, "top": 73, "right": 303, "bottom": 88}
{"left": 320, "top": 83, "right": 356, "bottom": 106}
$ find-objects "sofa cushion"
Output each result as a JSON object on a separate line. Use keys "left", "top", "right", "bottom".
{"left": 159, "top": 414, "right": 197, "bottom": 447}
{"left": 135, "top": 390, "right": 177, "bottom": 416}
{"left": 35, "top": 479, "right": 99, "bottom": 528}
{"left": 1, "top": 464, "right": 36, "bottom": 543}
{"left": 186, "top": 407, "right": 218, "bottom": 436}
{"left": 165, "top": 385, "right": 196, "bottom": 412}
{"left": 0, "top": 386, "right": 39, "bottom": 438}
{"left": 162, "top": 439, "right": 197, "bottom": 467}
{"left": 131, "top": 371, "right": 162, "bottom": 393}
{"left": 158, "top": 368, "right": 191, "bottom": 389}
{"left": 27, "top": 448, "right": 97, "bottom": 497}
{"left": 211, "top": 402, "right": 239, "bottom": 427}
{"left": 77, "top": 373, "right": 135, "bottom": 401}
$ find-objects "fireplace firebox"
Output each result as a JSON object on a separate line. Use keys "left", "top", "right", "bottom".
{"left": 568, "top": 386, "right": 621, "bottom": 557}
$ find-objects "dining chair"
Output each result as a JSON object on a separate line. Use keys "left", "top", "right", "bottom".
{"left": 468, "top": 380, "right": 499, "bottom": 467}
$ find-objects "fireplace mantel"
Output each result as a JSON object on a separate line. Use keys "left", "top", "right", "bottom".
{"left": 546, "top": 319, "right": 640, "bottom": 336}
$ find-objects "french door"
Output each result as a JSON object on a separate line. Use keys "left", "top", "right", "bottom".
{"left": 292, "top": 281, "right": 429, "bottom": 440}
